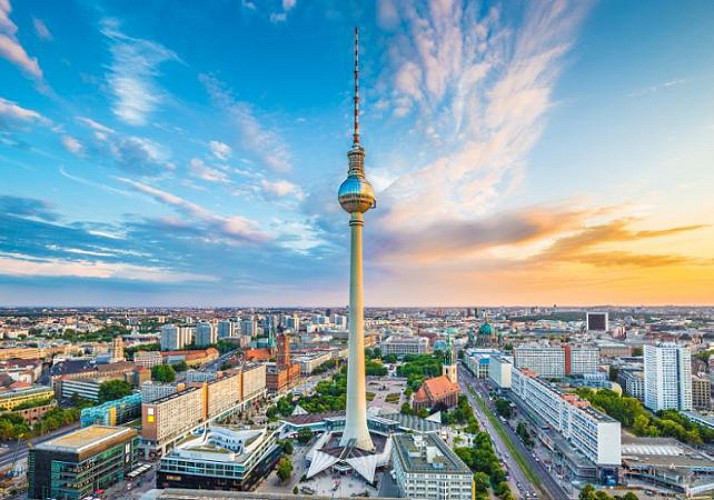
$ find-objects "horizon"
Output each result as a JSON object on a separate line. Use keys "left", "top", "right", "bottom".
{"left": 1, "top": 0, "right": 713, "bottom": 306}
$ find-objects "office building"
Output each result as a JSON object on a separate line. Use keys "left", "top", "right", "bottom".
{"left": 28, "top": 425, "right": 137, "bottom": 500}
{"left": 587, "top": 312, "right": 609, "bottom": 332}
{"left": 488, "top": 355, "right": 513, "bottom": 389}
{"left": 391, "top": 433, "right": 474, "bottom": 500}
{"left": 58, "top": 378, "right": 102, "bottom": 402}
{"left": 241, "top": 319, "right": 258, "bottom": 337}
{"left": 0, "top": 385, "right": 55, "bottom": 411}
{"left": 463, "top": 349, "right": 497, "bottom": 379}
{"left": 511, "top": 368, "right": 621, "bottom": 475}
{"left": 142, "top": 387, "right": 204, "bottom": 458}
{"left": 296, "top": 351, "right": 333, "bottom": 375}
{"left": 617, "top": 370, "right": 645, "bottom": 401}
{"left": 692, "top": 376, "right": 711, "bottom": 410}
{"left": 514, "top": 346, "right": 566, "bottom": 378}
{"left": 141, "top": 381, "right": 185, "bottom": 403}
{"left": 566, "top": 345, "right": 600, "bottom": 375}
{"left": 218, "top": 320, "right": 236, "bottom": 339}
{"left": 380, "top": 336, "right": 429, "bottom": 357}
{"left": 194, "top": 322, "right": 217, "bottom": 347}
{"left": 331, "top": 313, "right": 348, "bottom": 329}
{"left": 161, "top": 324, "right": 185, "bottom": 351}
{"left": 644, "top": 343, "right": 692, "bottom": 411}
{"left": 133, "top": 350, "right": 163, "bottom": 368}
{"left": 157, "top": 425, "right": 282, "bottom": 491}
{"left": 79, "top": 393, "right": 142, "bottom": 427}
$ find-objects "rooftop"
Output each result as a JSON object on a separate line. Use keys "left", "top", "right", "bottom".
{"left": 392, "top": 433, "right": 471, "bottom": 475}
{"left": 36, "top": 425, "right": 136, "bottom": 455}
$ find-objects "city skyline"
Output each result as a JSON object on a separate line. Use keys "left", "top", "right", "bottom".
{"left": 1, "top": 0, "right": 714, "bottom": 307}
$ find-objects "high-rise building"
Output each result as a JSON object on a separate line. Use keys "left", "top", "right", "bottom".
{"left": 586, "top": 312, "right": 609, "bottom": 332}
{"left": 28, "top": 425, "right": 137, "bottom": 500}
{"left": 217, "top": 320, "right": 235, "bottom": 339}
{"left": 644, "top": 343, "right": 692, "bottom": 411}
{"left": 514, "top": 346, "right": 566, "bottom": 378}
{"left": 566, "top": 345, "right": 600, "bottom": 375}
{"left": 160, "top": 324, "right": 182, "bottom": 351}
{"left": 336, "top": 26, "right": 376, "bottom": 451}
{"left": 195, "top": 321, "right": 217, "bottom": 347}
{"left": 241, "top": 319, "right": 258, "bottom": 337}
{"left": 692, "top": 376, "right": 711, "bottom": 410}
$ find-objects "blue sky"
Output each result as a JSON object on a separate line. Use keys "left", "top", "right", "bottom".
{"left": 1, "top": 0, "right": 713, "bottom": 306}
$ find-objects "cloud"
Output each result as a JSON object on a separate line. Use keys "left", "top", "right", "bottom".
{"left": 0, "top": 0, "right": 42, "bottom": 78}
{"left": 209, "top": 140, "right": 232, "bottom": 160}
{"left": 0, "top": 194, "right": 58, "bottom": 221}
{"left": 0, "top": 96, "right": 47, "bottom": 123}
{"left": 102, "top": 18, "right": 179, "bottom": 126}
{"left": 76, "top": 116, "right": 115, "bottom": 134}
{"left": 189, "top": 158, "right": 229, "bottom": 183}
{"left": 200, "top": 74, "right": 292, "bottom": 172}
{"left": 261, "top": 179, "right": 304, "bottom": 200}
{"left": 61, "top": 135, "right": 83, "bottom": 154}
{"left": 628, "top": 78, "right": 686, "bottom": 98}
{"left": 0, "top": 252, "right": 216, "bottom": 282}
{"left": 32, "top": 18, "right": 52, "bottom": 41}
{"left": 109, "top": 136, "right": 173, "bottom": 175}
{"left": 283, "top": 0, "right": 297, "bottom": 11}
{"left": 117, "top": 178, "right": 269, "bottom": 243}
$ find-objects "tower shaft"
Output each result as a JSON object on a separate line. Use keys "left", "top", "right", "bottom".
{"left": 340, "top": 212, "right": 374, "bottom": 450}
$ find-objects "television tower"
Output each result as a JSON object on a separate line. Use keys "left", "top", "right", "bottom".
{"left": 337, "top": 27, "right": 375, "bottom": 451}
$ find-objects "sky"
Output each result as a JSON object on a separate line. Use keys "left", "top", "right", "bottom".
{"left": 0, "top": 0, "right": 713, "bottom": 307}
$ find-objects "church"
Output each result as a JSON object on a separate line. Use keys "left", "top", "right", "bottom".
{"left": 412, "top": 333, "right": 461, "bottom": 412}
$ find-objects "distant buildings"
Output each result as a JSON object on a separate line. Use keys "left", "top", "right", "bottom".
{"left": 514, "top": 344, "right": 600, "bottom": 379}
{"left": 160, "top": 324, "right": 194, "bottom": 350}
{"left": 644, "top": 343, "right": 692, "bottom": 411}
{"left": 217, "top": 319, "right": 236, "bottom": 339}
{"left": 194, "top": 321, "right": 217, "bottom": 347}
{"left": 156, "top": 425, "right": 282, "bottom": 491}
{"left": 587, "top": 312, "right": 609, "bottom": 332}
{"left": 391, "top": 433, "right": 474, "bottom": 500}
{"left": 266, "top": 333, "right": 300, "bottom": 394}
{"left": 28, "top": 425, "right": 138, "bottom": 500}
{"left": 380, "top": 335, "right": 429, "bottom": 357}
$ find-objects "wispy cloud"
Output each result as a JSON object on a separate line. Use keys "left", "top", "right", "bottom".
{"left": 32, "top": 18, "right": 52, "bottom": 41}
{"left": 117, "top": 177, "right": 269, "bottom": 243}
{"left": 189, "top": 158, "right": 229, "bottom": 183}
{"left": 261, "top": 179, "right": 303, "bottom": 200}
{"left": 102, "top": 18, "right": 179, "bottom": 126}
{"left": 628, "top": 78, "right": 686, "bottom": 98}
{"left": 200, "top": 74, "right": 293, "bottom": 172}
{"left": 0, "top": 0, "right": 42, "bottom": 78}
{"left": 61, "top": 135, "right": 83, "bottom": 154}
{"left": 0, "top": 194, "right": 57, "bottom": 221}
{"left": 209, "top": 140, "right": 232, "bottom": 160}
{"left": 0, "top": 96, "right": 48, "bottom": 123}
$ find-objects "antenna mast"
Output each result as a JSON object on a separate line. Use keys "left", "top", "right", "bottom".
{"left": 353, "top": 26, "right": 360, "bottom": 145}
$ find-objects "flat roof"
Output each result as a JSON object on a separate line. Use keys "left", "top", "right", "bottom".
{"left": 393, "top": 433, "right": 471, "bottom": 475}
{"left": 37, "top": 425, "right": 137, "bottom": 456}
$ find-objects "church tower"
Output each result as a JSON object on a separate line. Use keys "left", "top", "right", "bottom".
{"left": 442, "top": 331, "right": 458, "bottom": 384}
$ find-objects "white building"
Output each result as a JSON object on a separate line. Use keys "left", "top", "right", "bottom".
{"left": 331, "top": 314, "right": 348, "bottom": 329}
{"left": 567, "top": 346, "right": 600, "bottom": 375}
{"left": 296, "top": 352, "right": 333, "bottom": 375}
{"left": 391, "top": 433, "right": 474, "bottom": 500}
{"left": 644, "top": 343, "right": 692, "bottom": 411}
{"left": 618, "top": 370, "right": 645, "bottom": 401}
{"left": 514, "top": 346, "right": 565, "bottom": 378}
{"left": 511, "top": 368, "right": 621, "bottom": 468}
{"left": 488, "top": 355, "right": 513, "bottom": 389}
{"left": 194, "top": 322, "right": 217, "bottom": 347}
{"left": 141, "top": 381, "right": 181, "bottom": 403}
{"left": 133, "top": 350, "right": 163, "bottom": 368}
{"left": 160, "top": 324, "right": 182, "bottom": 351}
{"left": 380, "top": 336, "right": 429, "bottom": 357}
{"left": 241, "top": 320, "right": 258, "bottom": 337}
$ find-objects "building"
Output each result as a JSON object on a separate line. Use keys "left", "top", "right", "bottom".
{"left": 241, "top": 320, "right": 258, "bottom": 337}
{"left": 380, "top": 336, "right": 429, "bottom": 357}
{"left": 266, "top": 333, "right": 300, "bottom": 394}
{"left": 566, "top": 345, "right": 600, "bottom": 375}
{"left": 141, "top": 381, "right": 185, "bottom": 403}
{"left": 692, "top": 376, "right": 711, "bottom": 410}
{"left": 413, "top": 334, "right": 460, "bottom": 412}
{"left": 617, "top": 370, "right": 645, "bottom": 401}
{"left": 587, "top": 312, "right": 609, "bottom": 332}
{"left": 57, "top": 378, "right": 103, "bottom": 402}
{"left": 463, "top": 349, "right": 496, "bottom": 379}
{"left": 157, "top": 425, "right": 282, "bottom": 491}
{"left": 511, "top": 368, "right": 621, "bottom": 482}
{"left": 161, "top": 324, "right": 184, "bottom": 351}
{"left": 0, "top": 385, "right": 54, "bottom": 411}
{"left": 142, "top": 387, "right": 205, "bottom": 459}
{"left": 218, "top": 320, "right": 236, "bottom": 339}
{"left": 79, "top": 393, "right": 142, "bottom": 427}
{"left": 391, "top": 433, "right": 474, "bottom": 500}
{"left": 108, "top": 336, "right": 125, "bottom": 363}
{"left": 514, "top": 346, "right": 566, "bottom": 378}
{"left": 134, "top": 350, "right": 163, "bottom": 368}
{"left": 488, "top": 355, "right": 513, "bottom": 389}
{"left": 644, "top": 343, "right": 692, "bottom": 411}
{"left": 28, "top": 425, "right": 138, "bottom": 500}
{"left": 296, "top": 351, "right": 333, "bottom": 375}
{"left": 195, "top": 322, "right": 217, "bottom": 347}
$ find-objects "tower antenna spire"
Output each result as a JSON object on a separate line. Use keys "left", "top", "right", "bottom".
{"left": 353, "top": 26, "right": 360, "bottom": 145}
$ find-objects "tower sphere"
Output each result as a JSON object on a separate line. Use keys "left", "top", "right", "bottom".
{"left": 338, "top": 175, "right": 375, "bottom": 214}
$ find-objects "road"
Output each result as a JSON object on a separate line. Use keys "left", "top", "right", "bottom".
{"left": 460, "top": 365, "right": 571, "bottom": 500}
{"left": 458, "top": 366, "right": 539, "bottom": 499}
{"left": 0, "top": 422, "right": 80, "bottom": 471}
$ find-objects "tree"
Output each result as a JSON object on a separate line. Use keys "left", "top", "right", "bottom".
{"left": 276, "top": 457, "right": 293, "bottom": 482}
{"left": 98, "top": 380, "right": 133, "bottom": 403}
{"left": 152, "top": 364, "right": 176, "bottom": 383}
{"left": 632, "top": 346, "right": 643, "bottom": 357}
{"left": 173, "top": 360, "right": 188, "bottom": 372}
{"left": 383, "top": 353, "right": 398, "bottom": 364}
{"left": 373, "top": 347, "right": 382, "bottom": 359}
{"left": 292, "top": 486, "right": 298, "bottom": 494}
{"left": 579, "top": 484, "right": 597, "bottom": 500}
{"left": 281, "top": 439, "right": 294, "bottom": 455}
{"left": 473, "top": 472, "right": 490, "bottom": 494}
{"left": 400, "top": 402, "right": 414, "bottom": 416}
{"left": 494, "top": 398, "right": 512, "bottom": 418}
{"left": 297, "top": 428, "right": 313, "bottom": 445}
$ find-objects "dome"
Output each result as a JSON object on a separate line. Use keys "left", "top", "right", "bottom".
{"left": 338, "top": 175, "right": 375, "bottom": 214}
{"left": 479, "top": 323, "right": 494, "bottom": 336}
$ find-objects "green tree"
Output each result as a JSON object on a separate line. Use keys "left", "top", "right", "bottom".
{"left": 494, "top": 398, "right": 512, "bottom": 418}
{"left": 473, "top": 472, "right": 490, "bottom": 494}
{"left": 297, "top": 428, "right": 313, "bottom": 445}
{"left": 579, "top": 484, "right": 597, "bottom": 500}
{"left": 293, "top": 486, "right": 298, "bottom": 494}
{"left": 383, "top": 353, "right": 398, "bottom": 364}
{"left": 151, "top": 364, "right": 176, "bottom": 383}
{"left": 281, "top": 439, "right": 294, "bottom": 455}
{"left": 98, "top": 380, "right": 133, "bottom": 403}
{"left": 400, "top": 402, "right": 414, "bottom": 416}
{"left": 276, "top": 456, "right": 293, "bottom": 482}
{"left": 173, "top": 360, "right": 188, "bottom": 372}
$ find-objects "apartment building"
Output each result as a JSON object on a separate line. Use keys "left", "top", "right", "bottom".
{"left": 644, "top": 343, "right": 692, "bottom": 411}
{"left": 514, "top": 346, "right": 566, "bottom": 378}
